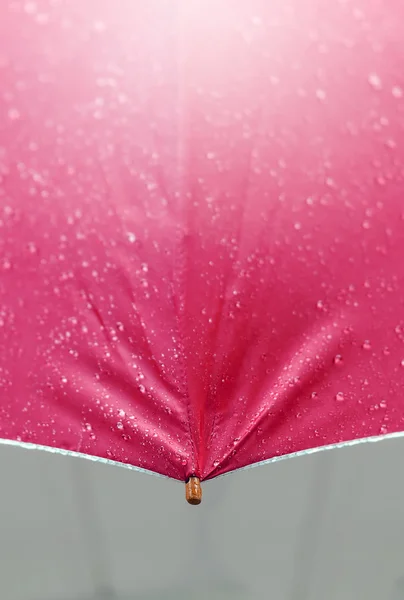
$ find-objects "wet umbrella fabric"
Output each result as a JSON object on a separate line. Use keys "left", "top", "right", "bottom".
{"left": 0, "top": 0, "right": 404, "bottom": 484}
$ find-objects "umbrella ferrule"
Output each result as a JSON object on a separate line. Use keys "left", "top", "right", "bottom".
{"left": 185, "top": 476, "right": 202, "bottom": 505}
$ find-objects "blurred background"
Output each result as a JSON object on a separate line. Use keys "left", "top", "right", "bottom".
{"left": 1, "top": 437, "right": 404, "bottom": 600}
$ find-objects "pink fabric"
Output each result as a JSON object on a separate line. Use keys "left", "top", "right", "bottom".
{"left": 1, "top": 0, "right": 404, "bottom": 481}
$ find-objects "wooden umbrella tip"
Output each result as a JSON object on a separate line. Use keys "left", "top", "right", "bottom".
{"left": 185, "top": 476, "right": 202, "bottom": 505}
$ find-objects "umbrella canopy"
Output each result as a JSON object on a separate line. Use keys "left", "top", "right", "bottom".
{"left": 1, "top": 0, "right": 404, "bottom": 488}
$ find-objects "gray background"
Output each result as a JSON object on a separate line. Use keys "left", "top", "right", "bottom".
{"left": 0, "top": 437, "right": 403, "bottom": 600}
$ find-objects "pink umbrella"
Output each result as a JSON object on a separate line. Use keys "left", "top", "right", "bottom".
{"left": 1, "top": 0, "right": 404, "bottom": 503}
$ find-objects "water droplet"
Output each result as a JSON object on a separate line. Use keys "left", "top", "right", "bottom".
{"left": 116, "top": 421, "right": 124, "bottom": 430}
{"left": 251, "top": 15, "right": 262, "bottom": 26}
{"left": 24, "top": 1, "right": 37, "bottom": 13}
{"left": 368, "top": 73, "right": 382, "bottom": 90}
{"left": 126, "top": 232, "right": 136, "bottom": 243}
{"left": 36, "top": 12, "right": 49, "bottom": 24}
{"left": 363, "top": 340, "right": 371, "bottom": 350}
{"left": 118, "top": 409, "right": 126, "bottom": 417}
{"left": 206, "top": 151, "right": 216, "bottom": 160}
{"left": 392, "top": 85, "right": 403, "bottom": 99}
{"left": 139, "top": 384, "right": 146, "bottom": 394}
{"left": 380, "top": 400, "right": 387, "bottom": 409}
{"left": 335, "top": 392, "right": 345, "bottom": 402}
{"left": 8, "top": 108, "right": 20, "bottom": 120}
{"left": 362, "top": 220, "right": 371, "bottom": 230}
{"left": 311, "top": 391, "right": 318, "bottom": 399}
{"left": 400, "top": 359, "right": 404, "bottom": 367}
{"left": 213, "top": 460, "right": 220, "bottom": 468}
{"left": 93, "top": 20, "right": 107, "bottom": 33}
{"left": 315, "top": 88, "right": 326, "bottom": 101}
{"left": 380, "top": 424, "right": 388, "bottom": 435}
{"left": 334, "top": 354, "right": 343, "bottom": 366}
{"left": 385, "top": 138, "right": 396, "bottom": 149}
